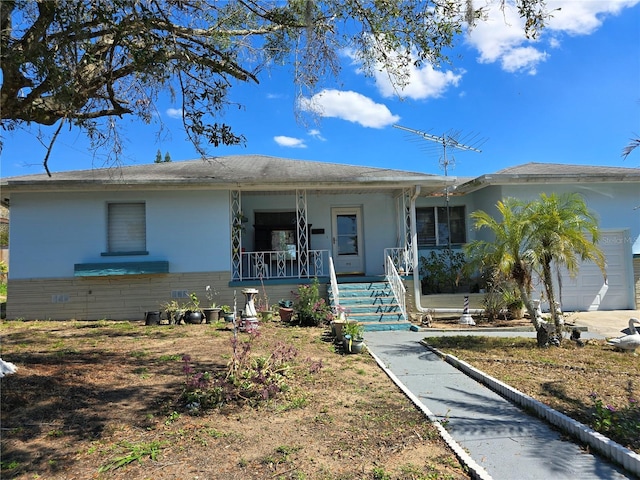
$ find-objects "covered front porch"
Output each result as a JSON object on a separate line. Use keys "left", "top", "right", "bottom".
{"left": 228, "top": 188, "right": 418, "bottom": 283}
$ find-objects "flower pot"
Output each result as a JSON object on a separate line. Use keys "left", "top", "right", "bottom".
{"left": 279, "top": 307, "right": 294, "bottom": 322}
{"left": 145, "top": 311, "right": 161, "bottom": 326}
{"left": 259, "top": 310, "right": 274, "bottom": 321}
{"left": 331, "top": 320, "right": 346, "bottom": 341}
{"left": 343, "top": 334, "right": 365, "bottom": 354}
{"left": 203, "top": 308, "right": 221, "bottom": 323}
{"left": 185, "top": 311, "right": 204, "bottom": 324}
{"left": 223, "top": 313, "right": 235, "bottom": 323}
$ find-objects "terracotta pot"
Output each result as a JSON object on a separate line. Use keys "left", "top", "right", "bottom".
{"left": 279, "top": 307, "right": 294, "bottom": 322}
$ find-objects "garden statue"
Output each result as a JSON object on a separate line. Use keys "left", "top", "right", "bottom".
{"left": 606, "top": 318, "right": 640, "bottom": 353}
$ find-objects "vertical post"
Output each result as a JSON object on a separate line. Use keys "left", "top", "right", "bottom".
{"left": 296, "top": 189, "right": 309, "bottom": 278}
{"left": 230, "top": 190, "right": 242, "bottom": 281}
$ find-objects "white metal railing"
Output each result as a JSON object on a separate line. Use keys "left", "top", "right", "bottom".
{"left": 385, "top": 255, "right": 407, "bottom": 321}
{"left": 329, "top": 256, "right": 340, "bottom": 315}
{"left": 239, "top": 249, "right": 330, "bottom": 280}
{"left": 384, "top": 247, "right": 414, "bottom": 275}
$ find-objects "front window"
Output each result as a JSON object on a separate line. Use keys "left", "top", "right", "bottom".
{"left": 417, "top": 206, "right": 466, "bottom": 246}
{"left": 254, "top": 211, "right": 296, "bottom": 256}
{"left": 106, "top": 202, "right": 146, "bottom": 254}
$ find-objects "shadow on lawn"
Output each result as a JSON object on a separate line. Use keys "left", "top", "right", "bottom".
{"left": 0, "top": 339, "right": 228, "bottom": 478}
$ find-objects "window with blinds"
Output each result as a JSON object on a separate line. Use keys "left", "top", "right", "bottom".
{"left": 416, "top": 206, "right": 466, "bottom": 246}
{"left": 107, "top": 202, "right": 146, "bottom": 254}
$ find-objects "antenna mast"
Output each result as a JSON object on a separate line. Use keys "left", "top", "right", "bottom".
{"left": 394, "top": 124, "right": 486, "bottom": 249}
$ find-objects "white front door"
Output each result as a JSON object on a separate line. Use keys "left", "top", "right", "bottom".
{"left": 332, "top": 207, "right": 364, "bottom": 274}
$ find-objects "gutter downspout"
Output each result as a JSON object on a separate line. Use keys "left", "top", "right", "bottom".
{"left": 410, "top": 185, "right": 484, "bottom": 315}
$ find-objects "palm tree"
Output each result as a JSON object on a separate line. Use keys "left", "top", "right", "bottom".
{"left": 464, "top": 198, "right": 542, "bottom": 330}
{"left": 465, "top": 193, "right": 605, "bottom": 347}
{"left": 526, "top": 193, "right": 606, "bottom": 340}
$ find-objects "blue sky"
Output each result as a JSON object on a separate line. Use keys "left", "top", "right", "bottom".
{"left": 2, "top": 0, "right": 639, "bottom": 179}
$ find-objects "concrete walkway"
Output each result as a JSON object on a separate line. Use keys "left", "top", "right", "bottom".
{"left": 365, "top": 324, "right": 638, "bottom": 480}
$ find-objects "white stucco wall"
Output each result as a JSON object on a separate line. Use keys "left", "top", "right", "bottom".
{"left": 9, "top": 190, "right": 230, "bottom": 279}
{"left": 498, "top": 183, "right": 640, "bottom": 254}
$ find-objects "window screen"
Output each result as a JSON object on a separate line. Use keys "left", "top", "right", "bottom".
{"left": 107, "top": 203, "right": 146, "bottom": 253}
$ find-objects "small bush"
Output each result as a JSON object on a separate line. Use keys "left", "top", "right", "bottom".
{"left": 292, "top": 278, "right": 333, "bottom": 327}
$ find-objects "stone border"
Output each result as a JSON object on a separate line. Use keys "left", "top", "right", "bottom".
{"left": 367, "top": 348, "right": 493, "bottom": 480}
{"left": 422, "top": 341, "right": 640, "bottom": 478}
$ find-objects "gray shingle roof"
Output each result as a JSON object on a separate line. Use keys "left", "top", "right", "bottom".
{"left": 496, "top": 162, "right": 640, "bottom": 176}
{"left": 1, "top": 154, "right": 446, "bottom": 188}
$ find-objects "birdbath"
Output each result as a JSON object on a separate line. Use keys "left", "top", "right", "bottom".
{"left": 241, "top": 288, "right": 259, "bottom": 331}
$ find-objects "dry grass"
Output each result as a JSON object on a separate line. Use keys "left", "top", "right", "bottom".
{"left": 423, "top": 334, "right": 640, "bottom": 454}
{"left": 1, "top": 319, "right": 470, "bottom": 480}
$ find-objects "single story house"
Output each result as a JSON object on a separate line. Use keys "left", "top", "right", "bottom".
{"left": 1, "top": 155, "right": 638, "bottom": 322}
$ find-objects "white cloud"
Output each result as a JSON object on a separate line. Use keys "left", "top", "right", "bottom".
{"left": 466, "top": 0, "right": 639, "bottom": 74}
{"left": 308, "top": 129, "right": 326, "bottom": 141}
{"left": 166, "top": 107, "right": 183, "bottom": 119}
{"left": 373, "top": 56, "right": 463, "bottom": 100}
{"left": 546, "top": 0, "right": 639, "bottom": 35}
{"left": 299, "top": 89, "right": 400, "bottom": 128}
{"left": 501, "top": 46, "right": 548, "bottom": 74}
{"left": 274, "top": 136, "right": 307, "bottom": 148}
{"left": 345, "top": 43, "right": 462, "bottom": 100}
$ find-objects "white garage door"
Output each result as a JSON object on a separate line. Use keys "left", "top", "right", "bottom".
{"left": 554, "top": 230, "right": 633, "bottom": 311}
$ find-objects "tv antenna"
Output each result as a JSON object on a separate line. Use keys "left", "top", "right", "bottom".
{"left": 394, "top": 124, "right": 487, "bottom": 249}
{"left": 393, "top": 124, "right": 486, "bottom": 176}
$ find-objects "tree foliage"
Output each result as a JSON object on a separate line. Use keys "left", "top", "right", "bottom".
{"left": 465, "top": 193, "right": 605, "bottom": 346}
{"left": 1, "top": 0, "right": 548, "bottom": 174}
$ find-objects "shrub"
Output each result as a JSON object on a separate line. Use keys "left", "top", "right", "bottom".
{"left": 419, "top": 249, "right": 468, "bottom": 294}
{"left": 292, "top": 278, "right": 333, "bottom": 327}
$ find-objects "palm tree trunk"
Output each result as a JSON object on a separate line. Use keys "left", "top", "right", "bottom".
{"left": 541, "top": 261, "right": 562, "bottom": 343}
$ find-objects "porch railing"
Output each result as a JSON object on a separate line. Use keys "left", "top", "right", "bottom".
{"left": 238, "top": 249, "right": 330, "bottom": 281}
{"left": 384, "top": 247, "right": 414, "bottom": 275}
{"left": 329, "top": 256, "right": 340, "bottom": 316}
{"left": 385, "top": 255, "right": 407, "bottom": 321}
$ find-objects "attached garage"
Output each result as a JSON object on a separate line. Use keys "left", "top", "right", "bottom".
{"left": 554, "top": 230, "right": 634, "bottom": 311}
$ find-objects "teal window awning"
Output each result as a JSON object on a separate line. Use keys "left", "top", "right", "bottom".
{"left": 74, "top": 261, "right": 169, "bottom": 277}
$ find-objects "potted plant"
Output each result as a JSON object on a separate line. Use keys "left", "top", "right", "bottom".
{"left": 202, "top": 285, "right": 221, "bottom": 323}
{"left": 278, "top": 299, "right": 294, "bottom": 322}
{"left": 161, "top": 300, "right": 183, "bottom": 324}
{"left": 331, "top": 305, "right": 349, "bottom": 341}
{"left": 220, "top": 305, "right": 235, "bottom": 323}
{"left": 342, "top": 321, "right": 365, "bottom": 354}
{"left": 256, "top": 277, "right": 273, "bottom": 321}
{"left": 184, "top": 292, "right": 204, "bottom": 324}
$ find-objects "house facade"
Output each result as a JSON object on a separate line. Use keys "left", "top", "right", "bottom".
{"left": 0, "top": 155, "right": 452, "bottom": 320}
{"left": 1, "top": 156, "right": 638, "bottom": 321}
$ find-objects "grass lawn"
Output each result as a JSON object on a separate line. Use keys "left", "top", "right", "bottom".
{"left": 424, "top": 335, "right": 640, "bottom": 454}
{"left": 1, "top": 319, "right": 470, "bottom": 480}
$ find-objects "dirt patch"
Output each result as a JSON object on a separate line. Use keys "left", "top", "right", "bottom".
{"left": 1, "top": 320, "right": 470, "bottom": 480}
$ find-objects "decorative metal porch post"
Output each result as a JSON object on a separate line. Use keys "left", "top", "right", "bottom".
{"left": 296, "top": 189, "right": 309, "bottom": 278}
{"left": 396, "top": 188, "right": 414, "bottom": 273}
{"left": 230, "top": 190, "right": 242, "bottom": 281}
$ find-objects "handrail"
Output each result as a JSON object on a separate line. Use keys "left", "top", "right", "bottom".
{"left": 329, "top": 256, "right": 340, "bottom": 316}
{"left": 385, "top": 255, "right": 407, "bottom": 321}
{"left": 383, "top": 247, "right": 413, "bottom": 275}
